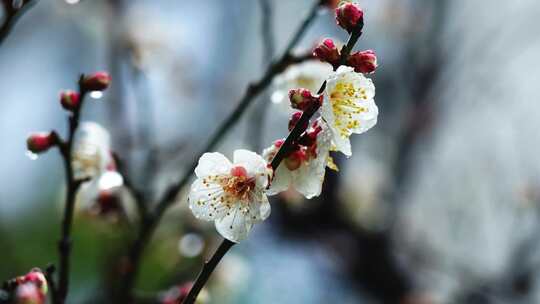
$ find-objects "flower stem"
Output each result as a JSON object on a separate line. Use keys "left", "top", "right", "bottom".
{"left": 55, "top": 76, "right": 89, "bottom": 304}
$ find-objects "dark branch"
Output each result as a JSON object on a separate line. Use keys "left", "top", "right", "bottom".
{"left": 0, "top": 0, "right": 37, "bottom": 47}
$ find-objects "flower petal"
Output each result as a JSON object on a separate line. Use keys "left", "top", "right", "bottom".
{"left": 188, "top": 178, "right": 230, "bottom": 221}
{"left": 267, "top": 164, "right": 292, "bottom": 196}
{"left": 194, "top": 152, "right": 232, "bottom": 177}
{"left": 215, "top": 205, "right": 253, "bottom": 243}
{"left": 233, "top": 149, "right": 270, "bottom": 187}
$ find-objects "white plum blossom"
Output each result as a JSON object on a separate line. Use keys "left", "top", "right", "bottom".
{"left": 72, "top": 122, "right": 126, "bottom": 216}
{"left": 188, "top": 150, "right": 272, "bottom": 243}
{"left": 263, "top": 120, "right": 335, "bottom": 199}
{"left": 72, "top": 122, "right": 115, "bottom": 180}
{"left": 271, "top": 60, "right": 333, "bottom": 107}
{"left": 322, "top": 66, "right": 378, "bottom": 156}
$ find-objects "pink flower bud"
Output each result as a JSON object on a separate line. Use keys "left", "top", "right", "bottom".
{"left": 60, "top": 90, "right": 80, "bottom": 111}
{"left": 313, "top": 38, "right": 340, "bottom": 65}
{"left": 274, "top": 139, "right": 285, "bottom": 148}
{"left": 23, "top": 269, "right": 47, "bottom": 295}
{"left": 15, "top": 283, "right": 44, "bottom": 304}
{"left": 285, "top": 149, "right": 306, "bottom": 171}
{"left": 81, "top": 72, "right": 111, "bottom": 92}
{"left": 347, "top": 50, "right": 377, "bottom": 73}
{"left": 288, "top": 111, "right": 308, "bottom": 132}
{"left": 335, "top": 2, "right": 364, "bottom": 33}
{"left": 27, "top": 132, "right": 57, "bottom": 153}
{"left": 288, "top": 88, "right": 315, "bottom": 111}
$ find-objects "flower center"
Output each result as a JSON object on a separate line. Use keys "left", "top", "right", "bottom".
{"left": 330, "top": 81, "right": 368, "bottom": 138}
{"left": 206, "top": 166, "right": 255, "bottom": 202}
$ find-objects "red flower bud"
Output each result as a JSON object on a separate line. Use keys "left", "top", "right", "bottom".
{"left": 81, "top": 72, "right": 111, "bottom": 92}
{"left": 274, "top": 139, "right": 285, "bottom": 148}
{"left": 347, "top": 50, "right": 377, "bottom": 73}
{"left": 335, "top": 2, "right": 364, "bottom": 33}
{"left": 285, "top": 149, "right": 306, "bottom": 171}
{"left": 288, "top": 111, "right": 309, "bottom": 132}
{"left": 288, "top": 88, "right": 315, "bottom": 111}
{"left": 60, "top": 90, "right": 80, "bottom": 111}
{"left": 15, "top": 283, "right": 45, "bottom": 304}
{"left": 23, "top": 269, "right": 47, "bottom": 295}
{"left": 27, "top": 132, "right": 57, "bottom": 154}
{"left": 313, "top": 38, "right": 340, "bottom": 65}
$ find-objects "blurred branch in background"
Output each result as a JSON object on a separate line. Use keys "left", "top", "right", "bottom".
{"left": 116, "top": 1, "right": 327, "bottom": 301}
{"left": 0, "top": 0, "right": 37, "bottom": 47}
{"left": 246, "top": 0, "right": 276, "bottom": 152}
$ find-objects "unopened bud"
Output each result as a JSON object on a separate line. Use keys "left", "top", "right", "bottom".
{"left": 288, "top": 111, "right": 308, "bottom": 132}
{"left": 60, "top": 90, "right": 80, "bottom": 111}
{"left": 15, "top": 283, "right": 44, "bottom": 304}
{"left": 288, "top": 88, "right": 315, "bottom": 111}
{"left": 23, "top": 269, "right": 47, "bottom": 295}
{"left": 347, "top": 50, "right": 377, "bottom": 73}
{"left": 274, "top": 139, "right": 285, "bottom": 148}
{"left": 81, "top": 72, "right": 111, "bottom": 92}
{"left": 27, "top": 132, "right": 57, "bottom": 154}
{"left": 313, "top": 38, "right": 340, "bottom": 65}
{"left": 335, "top": 2, "right": 364, "bottom": 33}
{"left": 285, "top": 149, "right": 306, "bottom": 171}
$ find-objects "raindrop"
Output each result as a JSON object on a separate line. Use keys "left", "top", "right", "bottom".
{"left": 178, "top": 233, "right": 204, "bottom": 257}
{"left": 89, "top": 91, "right": 103, "bottom": 99}
{"left": 26, "top": 151, "right": 38, "bottom": 160}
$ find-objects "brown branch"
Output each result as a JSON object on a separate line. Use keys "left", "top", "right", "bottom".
{"left": 182, "top": 20, "right": 366, "bottom": 304}
{"left": 55, "top": 75, "right": 89, "bottom": 304}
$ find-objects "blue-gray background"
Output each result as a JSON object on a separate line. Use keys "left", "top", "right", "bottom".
{"left": 1, "top": 0, "right": 540, "bottom": 303}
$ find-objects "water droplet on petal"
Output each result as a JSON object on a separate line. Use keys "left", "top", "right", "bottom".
{"left": 89, "top": 91, "right": 103, "bottom": 99}
{"left": 26, "top": 151, "right": 38, "bottom": 160}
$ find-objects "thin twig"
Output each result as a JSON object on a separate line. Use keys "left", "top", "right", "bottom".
{"left": 117, "top": 2, "right": 325, "bottom": 300}
{"left": 56, "top": 76, "right": 89, "bottom": 304}
{"left": 0, "top": 0, "right": 37, "bottom": 47}
{"left": 182, "top": 20, "right": 366, "bottom": 304}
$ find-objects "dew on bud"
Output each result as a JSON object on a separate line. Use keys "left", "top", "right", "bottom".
{"left": 178, "top": 233, "right": 204, "bottom": 258}
{"left": 89, "top": 91, "right": 103, "bottom": 99}
{"left": 26, "top": 151, "right": 39, "bottom": 160}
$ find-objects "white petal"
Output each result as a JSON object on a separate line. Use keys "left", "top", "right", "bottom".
{"left": 194, "top": 152, "right": 232, "bottom": 177}
{"left": 188, "top": 178, "right": 230, "bottom": 221}
{"left": 267, "top": 164, "right": 292, "bottom": 196}
{"left": 215, "top": 205, "right": 253, "bottom": 243}
{"left": 330, "top": 127, "right": 352, "bottom": 157}
{"left": 350, "top": 99, "right": 379, "bottom": 134}
{"left": 258, "top": 195, "right": 271, "bottom": 221}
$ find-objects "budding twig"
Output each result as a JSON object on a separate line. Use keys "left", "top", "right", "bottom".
{"left": 117, "top": 1, "right": 324, "bottom": 301}
{"left": 181, "top": 15, "right": 366, "bottom": 304}
{"left": 55, "top": 75, "right": 89, "bottom": 304}
{"left": 182, "top": 20, "right": 363, "bottom": 304}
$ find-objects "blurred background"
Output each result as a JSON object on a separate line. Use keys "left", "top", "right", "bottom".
{"left": 1, "top": 0, "right": 540, "bottom": 303}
